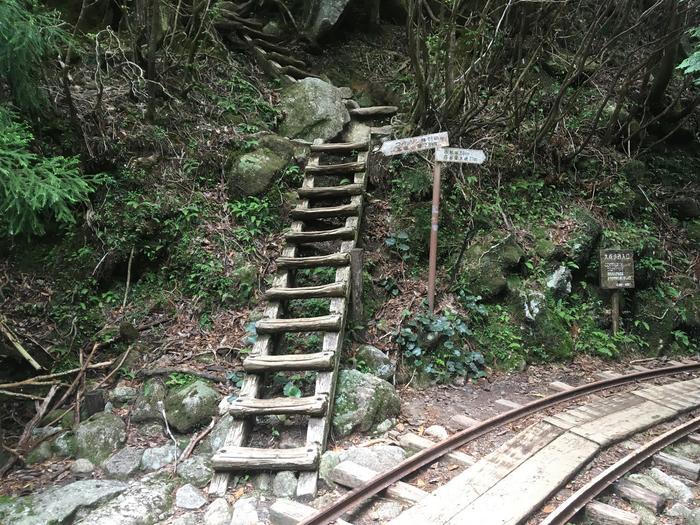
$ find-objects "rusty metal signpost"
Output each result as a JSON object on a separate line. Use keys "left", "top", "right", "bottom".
{"left": 600, "top": 249, "right": 635, "bottom": 334}
{"left": 380, "top": 133, "right": 487, "bottom": 312}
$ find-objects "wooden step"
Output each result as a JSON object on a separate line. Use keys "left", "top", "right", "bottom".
{"left": 256, "top": 314, "right": 342, "bottom": 334}
{"left": 250, "top": 38, "right": 291, "bottom": 55}
{"left": 311, "top": 141, "right": 369, "bottom": 153}
{"left": 263, "top": 50, "right": 307, "bottom": 69}
{"left": 349, "top": 106, "right": 398, "bottom": 117}
{"left": 264, "top": 282, "right": 346, "bottom": 300}
{"left": 330, "top": 460, "right": 428, "bottom": 505}
{"left": 243, "top": 352, "right": 334, "bottom": 372}
{"left": 285, "top": 227, "right": 355, "bottom": 244}
{"left": 297, "top": 184, "right": 363, "bottom": 199}
{"left": 276, "top": 252, "right": 350, "bottom": 269}
{"left": 212, "top": 445, "right": 320, "bottom": 471}
{"left": 290, "top": 203, "right": 359, "bottom": 220}
{"left": 229, "top": 394, "right": 327, "bottom": 416}
{"left": 305, "top": 161, "right": 366, "bottom": 174}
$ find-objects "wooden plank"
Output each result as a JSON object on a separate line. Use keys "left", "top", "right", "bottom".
{"left": 277, "top": 252, "right": 350, "bottom": 269}
{"left": 255, "top": 314, "right": 342, "bottom": 334}
{"left": 264, "top": 282, "right": 346, "bottom": 300}
{"left": 290, "top": 203, "right": 359, "bottom": 220}
{"left": 633, "top": 377, "right": 700, "bottom": 412}
{"left": 285, "top": 226, "right": 356, "bottom": 243}
{"left": 442, "top": 432, "right": 599, "bottom": 525}
{"left": 652, "top": 452, "right": 700, "bottom": 481}
{"left": 585, "top": 501, "right": 641, "bottom": 525}
{"left": 310, "top": 141, "right": 368, "bottom": 153}
{"left": 398, "top": 433, "right": 475, "bottom": 467}
{"left": 388, "top": 422, "right": 564, "bottom": 525}
{"left": 688, "top": 433, "right": 700, "bottom": 445}
{"left": 331, "top": 460, "right": 427, "bottom": 505}
{"left": 349, "top": 106, "right": 398, "bottom": 116}
{"left": 212, "top": 445, "right": 319, "bottom": 470}
{"left": 614, "top": 479, "right": 666, "bottom": 513}
{"left": 297, "top": 183, "right": 364, "bottom": 198}
{"left": 228, "top": 395, "right": 327, "bottom": 416}
{"left": 269, "top": 499, "right": 354, "bottom": 525}
{"left": 305, "top": 161, "right": 366, "bottom": 174}
{"left": 243, "top": 352, "right": 334, "bottom": 373}
{"left": 545, "top": 393, "right": 645, "bottom": 431}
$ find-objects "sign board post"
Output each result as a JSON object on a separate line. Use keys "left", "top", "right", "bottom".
{"left": 600, "top": 249, "right": 635, "bottom": 335}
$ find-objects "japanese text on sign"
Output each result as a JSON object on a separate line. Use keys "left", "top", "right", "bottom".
{"left": 380, "top": 132, "right": 449, "bottom": 156}
{"left": 600, "top": 249, "right": 635, "bottom": 289}
{"left": 435, "top": 147, "right": 487, "bottom": 164}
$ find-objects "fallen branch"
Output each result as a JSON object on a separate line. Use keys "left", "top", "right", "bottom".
{"left": 94, "top": 346, "right": 133, "bottom": 389}
{"left": 0, "top": 360, "right": 114, "bottom": 390}
{"left": 179, "top": 416, "right": 217, "bottom": 462}
{"left": 0, "top": 315, "right": 43, "bottom": 371}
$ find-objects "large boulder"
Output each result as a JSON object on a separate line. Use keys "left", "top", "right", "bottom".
{"left": 103, "top": 447, "right": 144, "bottom": 480}
{"left": 227, "top": 134, "right": 295, "bottom": 197}
{"left": 305, "top": 0, "right": 353, "bottom": 41}
{"left": 459, "top": 235, "right": 524, "bottom": 301}
{"left": 355, "top": 345, "right": 395, "bottom": 381}
{"left": 131, "top": 378, "right": 167, "bottom": 423}
{"left": 332, "top": 369, "right": 401, "bottom": 437}
{"left": 0, "top": 479, "right": 127, "bottom": 525}
{"left": 74, "top": 412, "right": 126, "bottom": 464}
{"left": 176, "top": 455, "right": 213, "bottom": 488}
{"left": 279, "top": 78, "right": 350, "bottom": 142}
{"left": 164, "top": 380, "right": 219, "bottom": 433}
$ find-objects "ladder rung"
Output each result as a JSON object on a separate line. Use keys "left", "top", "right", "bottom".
{"left": 265, "top": 282, "right": 346, "bottom": 300}
{"left": 349, "top": 106, "right": 398, "bottom": 117}
{"left": 229, "top": 394, "right": 327, "bottom": 416}
{"left": 297, "top": 184, "right": 364, "bottom": 199}
{"left": 290, "top": 203, "right": 359, "bottom": 220}
{"left": 285, "top": 227, "right": 355, "bottom": 243}
{"left": 305, "top": 161, "right": 366, "bottom": 174}
{"left": 256, "top": 314, "right": 342, "bottom": 334}
{"left": 276, "top": 253, "right": 350, "bottom": 269}
{"left": 310, "top": 141, "right": 369, "bottom": 153}
{"left": 243, "top": 352, "right": 334, "bottom": 372}
{"left": 212, "top": 445, "right": 320, "bottom": 471}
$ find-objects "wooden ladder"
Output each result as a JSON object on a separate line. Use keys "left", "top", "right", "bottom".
{"left": 209, "top": 139, "right": 370, "bottom": 499}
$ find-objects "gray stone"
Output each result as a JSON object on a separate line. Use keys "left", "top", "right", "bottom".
{"left": 546, "top": 266, "right": 572, "bottom": 296}
{"left": 341, "top": 121, "right": 371, "bottom": 143}
{"left": 131, "top": 378, "right": 167, "bottom": 423}
{"left": 231, "top": 497, "right": 260, "bottom": 525}
{"left": 199, "top": 414, "right": 234, "bottom": 455}
{"left": 332, "top": 369, "right": 401, "bottom": 437}
{"left": 25, "top": 441, "right": 52, "bottom": 465}
{"left": 203, "top": 498, "right": 231, "bottom": 525}
{"left": 320, "top": 444, "right": 406, "bottom": 486}
{"left": 71, "top": 458, "right": 95, "bottom": 476}
{"left": 630, "top": 502, "right": 657, "bottom": 525}
{"left": 648, "top": 468, "right": 693, "bottom": 502}
{"left": 227, "top": 135, "right": 295, "bottom": 197}
{"left": 262, "top": 20, "right": 283, "bottom": 37}
{"left": 305, "top": 0, "right": 352, "bottom": 40}
{"left": 338, "top": 87, "right": 353, "bottom": 99}
{"left": 32, "top": 426, "right": 61, "bottom": 440}
{"left": 524, "top": 291, "right": 545, "bottom": 321}
{"left": 0, "top": 479, "right": 127, "bottom": 525}
{"left": 373, "top": 418, "right": 394, "bottom": 435}
{"left": 273, "top": 471, "right": 298, "bottom": 497}
{"left": 141, "top": 444, "right": 178, "bottom": 471}
{"left": 109, "top": 385, "right": 138, "bottom": 405}
{"left": 356, "top": 345, "right": 395, "bottom": 381}
{"left": 253, "top": 472, "right": 273, "bottom": 493}
{"left": 74, "top": 412, "right": 126, "bottom": 464}
{"left": 370, "top": 500, "right": 403, "bottom": 521}
{"left": 279, "top": 78, "right": 350, "bottom": 142}
{"left": 176, "top": 455, "right": 213, "bottom": 488}
{"left": 137, "top": 421, "right": 164, "bottom": 438}
{"left": 164, "top": 380, "right": 219, "bottom": 433}
{"left": 175, "top": 484, "right": 207, "bottom": 510}
{"left": 169, "top": 515, "right": 199, "bottom": 525}
{"left": 77, "top": 475, "right": 175, "bottom": 524}
{"left": 103, "top": 447, "right": 144, "bottom": 480}
{"left": 51, "top": 431, "right": 77, "bottom": 457}
{"left": 666, "top": 503, "right": 691, "bottom": 519}
{"left": 424, "top": 425, "right": 449, "bottom": 440}
{"left": 688, "top": 509, "right": 700, "bottom": 525}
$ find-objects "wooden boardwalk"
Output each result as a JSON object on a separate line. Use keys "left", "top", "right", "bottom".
{"left": 389, "top": 376, "right": 700, "bottom": 525}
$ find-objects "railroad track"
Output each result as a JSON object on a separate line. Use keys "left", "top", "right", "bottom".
{"left": 280, "top": 360, "right": 700, "bottom": 525}
{"left": 209, "top": 108, "right": 396, "bottom": 499}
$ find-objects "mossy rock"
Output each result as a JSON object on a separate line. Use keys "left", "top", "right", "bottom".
{"left": 559, "top": 207, "right": 602, "bottom": 269}
{"left": 523, "top": 305, "right": 574, "bottom": 361}
{"left": 459, "top": 235, "right": 524, "bottom": 301}
{"left": 634, "top": 289, "right": 676, "bottom": 355}
{"left": 131, "top": 378, "right": 166, "bottom": 423}
{"left": 164, "top": 380, "right": 219, "bottom": 433}
{"left": 677, "top": 290, "right": 700, "bottom": 337}
{"left": 226, "top": 135, "right": 295, "bottom": 197}
{"left": 51, "top": 431, "right": 77, "bottom": 457}
{"left": 74, "top": 412, "right": 126, "bottom": 464}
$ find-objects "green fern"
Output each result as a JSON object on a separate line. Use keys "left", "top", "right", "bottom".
{"left": 0, "top": 106, "right": 96, "bottom": 237}
{"left": 0, "top": 0, "right": 69, "bottom": 113}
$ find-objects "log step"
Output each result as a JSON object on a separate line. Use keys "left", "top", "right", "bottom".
{"left": 264, "top": 282, "right": 347, "bottom": 300}
{"left": 243, "top": 351, "right": 335, "bottom": 373}
{"left": 285, "top": 227, "right": 356, "bottom": 244}
{"left": 276, "top": 252, "right": 350, "bottom": 269}
{"left": 250, "top": 38, "right": 291, "bottom": 55}
{"left": 297, "top": 184, "right": 364, "bottom": 199}
{"left": 212, "top": 445, "right": 320, "bottom": 471}
{"left": 305, "top": 161, "right": 366, "bottom": 174}
{"left": 229, "top": 394, "right": 328, "bottom": 416}
{"left": 282, "top": 65, "right": 321, "bottom": 80}
{"left": 584, "top": 500, "right": 640, "bottom": 525}
{"left": 264, "top": 50, "right": 307, "bottom": 69}
{"left": 290, "top": 203, "right": 359, "bottom": 220}
{"left": 349, "top": 106, "right": 398, "bottom": 117}
{"left": 256, "top": 314, "right": 342, "bottom": 334}
{"left": 310, "top": 141, "right": 369, "bottom": 153}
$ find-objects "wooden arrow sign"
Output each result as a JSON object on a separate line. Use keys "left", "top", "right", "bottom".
{"left": 435, "top": 147, "right": 486, "bottom": 164}
{"left": 380, "top": 132, "right": 449, "bottom": 156}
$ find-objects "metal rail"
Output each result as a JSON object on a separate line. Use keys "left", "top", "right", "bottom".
{"left": 540, "top": 414, "right": 700, "bottom": 525}
{"left": 299, "top": 362, "right": 700, "bottom": 525}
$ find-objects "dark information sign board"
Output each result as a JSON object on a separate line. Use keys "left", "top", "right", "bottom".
{"left": 600, "top": 249, "right": 635, "bottom": 289}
